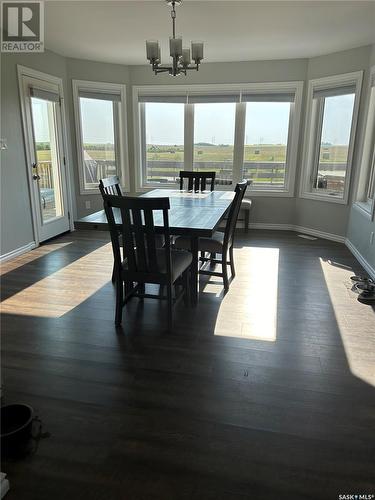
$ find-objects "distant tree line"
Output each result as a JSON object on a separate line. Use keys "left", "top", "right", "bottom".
{"left": 36, "top": 142, "right": 50, "bottom": 150}
{"left": 83, "top": 143, "right": 115, "bottom": 150}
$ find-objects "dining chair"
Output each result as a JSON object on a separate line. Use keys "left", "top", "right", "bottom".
{"left": 174, "top": 180, "right": 248, "bottom": 292}
{"left": 102, "top": 194, "right": 192, "bottom": 329}
{"left": 179, "top": 171, "right": 216, "bottom": 192}
{"left": 99, "top": 176, "right": 123, "bottom": 282}
{"left": 99, "top": 175, "right": 123, "bottom": 196}
{"left": 99, "top": 176, "right": 164, "bottom": 282}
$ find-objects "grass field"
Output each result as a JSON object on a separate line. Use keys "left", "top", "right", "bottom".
{"left": 36, "top": 143, "right": 349, "bottom": 165}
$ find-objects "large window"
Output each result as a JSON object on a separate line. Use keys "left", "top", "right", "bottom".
{"left": 193, "top": 102, "right": 236, "bottom": 185}
{"left": 301, "top": 72, "right": 362, "bottom": 204}
{"left": 73, "top": 80, "right": 129, "bottom": 194}
{"left": 135, "top": 83, "right": 303, "bottom": 194}
{"left": 143, "top": 102, "right": 184, "bottom": 185}
{"left": 243, "top": 100, "right": 292, "bottom": 189}
{"left": 355, "top": 66, "right": 375, "bottom": 218}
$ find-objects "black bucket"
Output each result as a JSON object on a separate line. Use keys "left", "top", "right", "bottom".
{"left": 1, "top": 404, "right": 34, "bottom": 458}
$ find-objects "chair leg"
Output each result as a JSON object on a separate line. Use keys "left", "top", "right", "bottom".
{"left": 222, "top": 252, "right": 229, "bottom": 292}
{"left": 111, "top": 261, "right": 116, "bottom": 283}
{"left": 124, "top": 281, "right": 134, "bottom": 302}
{"left": 245, "top": 209, "right": 250, "bottom": 233}
{"left": 229, "top": 245, "right": 235, "bottom": 278}
{"left": 166, "top": 283, "right": 173, "bottom": 331}
{"left": 115, "top": 279, "right": 124, "bottom": 326}
{"left": 210, "top": 252, "right": 216, "bottom": 266}
{"left": 183, "top": 270, "right": 190, "bottom": 306}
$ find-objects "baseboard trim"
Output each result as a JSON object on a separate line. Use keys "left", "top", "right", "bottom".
{"left": 246, "top": 222, "right": 346, "bottom": 243}
{"left": 0, "top": 242, "right": 36, "bottom": 263}
{"left": 345, "top": 239, "right": 375, "bottom": 279}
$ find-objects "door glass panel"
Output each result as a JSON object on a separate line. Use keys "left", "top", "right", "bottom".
{"left": 31, "top": 97, "right": 63, "bottom": 222}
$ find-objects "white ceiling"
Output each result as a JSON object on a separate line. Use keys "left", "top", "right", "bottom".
{"left": 45, "top": 1, "right": 375, "bottom": 65}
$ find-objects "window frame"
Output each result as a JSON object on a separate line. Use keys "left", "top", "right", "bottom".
{"left": 72, "top": 79, "right": 129, "bottom": 195}
{"left": 300, "top": 71, "right": 363, "bottom": 205}
{"left": 133, "top": 82, "right": 304, "bottom": 196}
{"left": 354, "top": 65, "right": 375, "bottom": 220}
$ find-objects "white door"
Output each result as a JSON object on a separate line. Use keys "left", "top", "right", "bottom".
{"left": 20, "top": 70, "right": 71, "bottom": 242}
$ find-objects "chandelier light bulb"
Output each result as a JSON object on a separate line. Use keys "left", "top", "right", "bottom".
{"left": 169, "top": 37, "right": 182, "bottom": 57}
{"left": 146, "top": 40, "right": 159, "bottom": 61}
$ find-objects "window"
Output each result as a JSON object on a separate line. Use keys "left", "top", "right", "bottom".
{"left": 73, "top": 80, "right": 129, "bottom": 194}
{"left": 142, "top": 101, "right": 184, "bottom": 185}
{"left": 193, "top": 102, "right": 236, "bottom": 186}
{"left": 367, "top": 146, "right": 375, "bottom": 202}
{"left": 355, "top": 66, "right": 375, "bottom": 218}
{"left": 301, "top": 72, "right": 362, "bottom": 204}
{"left": 134, "top": 83, "right": 303, "bottom": 194}
{"left": 243, "top": 98, "right": 292, "bottom": 190}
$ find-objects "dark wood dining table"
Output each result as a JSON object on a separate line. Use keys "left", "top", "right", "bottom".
{"left": 74, "top": 189, "right": 235, "bottom": 305}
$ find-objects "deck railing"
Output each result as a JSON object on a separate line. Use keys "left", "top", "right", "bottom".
{"left": 38, "top": 159, "right": 346, "bottom": 193}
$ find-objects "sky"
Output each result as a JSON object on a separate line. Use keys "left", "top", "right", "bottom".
{"left": 31, "top": 94, "right": 356, "bottom": 146}
{"left": 31, "top": 98, "right": 51, "bottom": 142}
{"left": 145, "top": 102, "right": 292, "bottom": 145}
{"left": 320, "top": 93, "right": 355, "bottom": 145}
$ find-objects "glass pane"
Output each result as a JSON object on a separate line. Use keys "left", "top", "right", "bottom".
{"left": 367, "top": 145, "right": 375, "bottom": 200}
{"left": 144, "top": 102, "right": 184, "bottom": 184}
{"left": 315, "top": 93, "right": 355, "bottom": 197}
{"left": 193, "top": 103, "right": 236, "bottom": 186}
{"left": 243, "top": 102, "right": 291, "bottom": 189}
{"left": 79, "top": 97, "right": 118, "bottom": 190}
{"left": 31, "top": 97, "right": 63, "bottom": 222}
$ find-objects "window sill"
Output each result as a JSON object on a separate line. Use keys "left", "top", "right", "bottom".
{"left": 137, "top": 184, "right": 295, "bottom": 198}
{"left": 137, "top": 183, "right": 234, "bottom": 192}
{"left": 247, "top": 189, "right": 293, "bottom": 198}
{"left": 353, "top": 201, "right": 374, "bottom": 220}
{"left": 299, "top": 191, "right": 347, "bottom": 205}
{"left": 79, "top": 187, "right": 128, "bottom": 196}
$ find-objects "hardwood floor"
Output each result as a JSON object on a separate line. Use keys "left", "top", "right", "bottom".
{"left": 1, "top": 230, "right": 375, "bottom": 500}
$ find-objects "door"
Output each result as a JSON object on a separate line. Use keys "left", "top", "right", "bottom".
{"left": 20, "top": 70, "right": 71, "bottom": 243}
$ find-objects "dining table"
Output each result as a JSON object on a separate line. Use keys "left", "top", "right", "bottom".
{"left": 74, "top": 188, "right": 235, "bottom": 305}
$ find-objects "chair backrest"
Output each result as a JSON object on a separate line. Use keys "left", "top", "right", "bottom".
{"left": 99, "top": 176, "right": 122, "bottom": 196}
{"left": 223, "top": 180, "right": 248, "bottom": 248}
{"left": 102, "top": 194, "right": 172, "bottom": 283}
{"left": 179, "top": 171, "right": 216, "bottom": 192}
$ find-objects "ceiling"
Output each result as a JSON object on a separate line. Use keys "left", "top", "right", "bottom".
{"left": 44, "top": 1, "right": 375, "bottom": 65}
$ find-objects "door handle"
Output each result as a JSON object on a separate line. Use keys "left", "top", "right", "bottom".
{"left": 33, "top": 174, "right": 41, "bottom": 180}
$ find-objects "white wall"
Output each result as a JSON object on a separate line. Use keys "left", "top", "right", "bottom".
{"left": 346, "top": 44, "right": 375, "bottom": 275}
{"left": 294, "top": 45, "right": 373, "bottom": 236}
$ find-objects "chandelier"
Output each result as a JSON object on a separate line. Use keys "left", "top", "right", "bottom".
{"left": 146, "top": 0, "right": 204, "bottom": 76}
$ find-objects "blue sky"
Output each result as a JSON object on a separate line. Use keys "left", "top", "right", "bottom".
{"left": 32, "top": 94, "right": 356, "bottom": 146}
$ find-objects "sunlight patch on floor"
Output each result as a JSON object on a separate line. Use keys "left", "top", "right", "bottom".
{"left": 213, "top": 247, "right": 279, "bottom": 341}
{"left": 1, "top": 243, "right": 113, "bottom": 318}
{"left": 320, "top": 258, "right": 375, "bottom": 387}
{"left": 0, "top": 241, "right": 74, "bottom": 276}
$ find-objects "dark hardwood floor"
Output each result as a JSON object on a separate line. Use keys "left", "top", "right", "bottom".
{"left": 1, "top": 230, "right": 375, "bottom": 500}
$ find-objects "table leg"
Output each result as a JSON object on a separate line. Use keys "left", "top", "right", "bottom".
{"left": 190, "top": 236, "right": 199, "bottom": 306}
